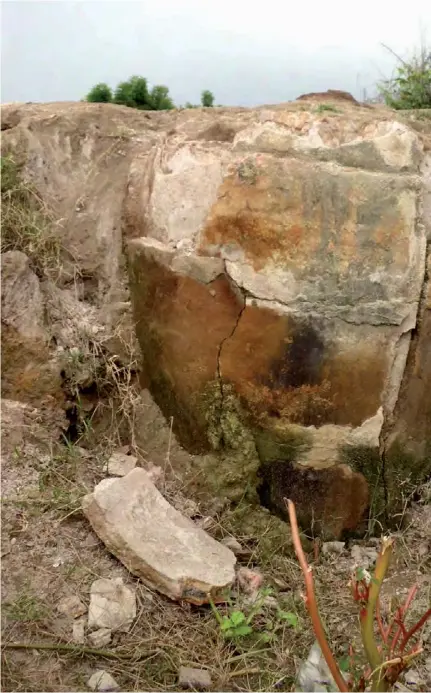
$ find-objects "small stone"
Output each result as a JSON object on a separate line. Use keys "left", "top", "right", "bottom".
{"left": 297, "top": 641, "right": 341, "bottom": 692}
{"left": 72, "top": 618, "right": 85, "bottom": 644}
{"left": 236, "top": 567, "right": 264, "bottom": 595}
{"left": 272, "top": 576, "right": 289, "bottom": 590}
{"left": 116, "top": 445, "right": 131, "bottom": 455}
{"left": 263, "top": 595, "right": 279, "bottom": 610}
{"left": 57, "top": 595, "right": 87, "bottom": 619}
{"left": 418, "top": 540, "right": 429, "bottom": 557}
{"left": 75, "top": 446, "right": 91, "bottom": 459}
{"left": 403, "top": 669, "right": 425, "bottom": 689}
{"left": 221, "top": 536, "right": 243, "bottom": 555}
{"left": 195, "top": 516, "right": 215, "bottom": 531}
{"left": 103, "top": 451, "right": 137, "bottom": 477}
{"left": 87, "top": 669, "right": 119, "bottom": 691}
{"left": 88, "top": 578, "right": 136, "bottom": 633}
{"left": 181, "top": 498, "right": 200, "bottom": 518}
{"left": 351, "top": 544, "right": 379, "bottom": 569}
{"left": 178, "top": 666, "right": 212, "bottom": 690}
{"left": 321, "top": 541, "right": 346, "bottom": 556}
{"left": 146, "top": 464, "right": 164, "bottom": 486}
{"left": 88, "top": 628, "right": 112, "bottom": 647}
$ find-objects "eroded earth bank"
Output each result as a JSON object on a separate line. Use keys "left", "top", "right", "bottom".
{"left": 1, "top": 96, "right": 430, "bottom": 691}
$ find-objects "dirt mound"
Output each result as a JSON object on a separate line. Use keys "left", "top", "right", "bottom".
{"left": 296, "top": 89, "right": 360, "bottom": 103}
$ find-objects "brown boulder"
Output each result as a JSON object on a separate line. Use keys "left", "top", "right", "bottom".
{"left": 127, "top": 102, "right": 429, "bottom": 536}
{"left": 2, "top": 100, "right": 430, "bottom": 538}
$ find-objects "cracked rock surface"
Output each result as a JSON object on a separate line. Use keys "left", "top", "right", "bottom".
{"left": 125, "top": 102, "right": 431, "bottom": 536}
{"left": 2, "top": 99, "right": 430, "bottom": 538}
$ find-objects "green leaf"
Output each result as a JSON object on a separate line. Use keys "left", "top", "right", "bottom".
{"left": 277, "top": 610, "right": 299, "bottom": 627}
{"left": 232, "top": 624, "right": 253, "bottom": 637}
{"left": 259, "top": 631, "right": 273, "bottom": 643}
{"left": 261, "top": 586, "right": 274, "bottom": 597}
{"left": 230, "top": 611, "right": 246, "bottom": 626}
{"left": 338, "top": 656, "right": 350, "bottom": 673}
{"left": 221, "top": 616, "right": 233, "bottom": 631}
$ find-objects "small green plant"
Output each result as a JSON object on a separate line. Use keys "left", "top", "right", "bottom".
{"left": 209, "top": 587, "right": 299, "bottom": 642}
{"left": 379, "top": 42, "right": 431, "bottom": 109}
{"left": 219, "top": 609, "right": 254, "bottom": 638}
{"left": 315, "top": 103, "right": 340, "bottom": 113}
{"left": 209, "top": 589, "right": 269, "bottom": 639}
{"left": 5, "top": 589, "right": 48, "bottom": 622}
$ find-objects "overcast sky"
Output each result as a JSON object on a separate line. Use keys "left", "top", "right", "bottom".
{"left": 1, "top": 0, "right": 430, "bottom": 106}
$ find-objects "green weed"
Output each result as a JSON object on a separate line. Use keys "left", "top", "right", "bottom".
{"left": 4, "top": 589, "right": 48, "bottom": 622}
{"left": 209, "top": 587, "right": 300, "bottom": 642}
{"left": 315, "top": 103, "right": 340, "bottom": 113}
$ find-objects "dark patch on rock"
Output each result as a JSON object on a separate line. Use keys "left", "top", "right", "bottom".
{"left": 1, "top": 109, "right": 21, "bottom": 131}
{"left": 265, "top": 322, "right": 325, "bottom": 390}
{"left": 258, "top": 458, "right": 369, "bottom": 539}
{"left": 197, "top": 122, "right": 237, "bottom": 142}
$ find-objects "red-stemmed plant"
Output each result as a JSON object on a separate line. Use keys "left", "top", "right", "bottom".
{"left": 285, "top": 498, "right": 430, "bottom": 692}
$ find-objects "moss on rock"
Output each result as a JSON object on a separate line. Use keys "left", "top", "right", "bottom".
{"left": 384, "top": 439, "right": 431, "bottom": 526}
{"left": 254, "top": 424, "right": 312, "bottom": 464}
{"left": 219, "top": 502, "right": 295, "bottom": 567}
{"left": 341, "top": 444, "right": 385, "bottom": 528}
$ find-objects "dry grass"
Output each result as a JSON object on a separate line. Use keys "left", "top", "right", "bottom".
{"left": 2, "top": 409, "right": 430, "bottom": 692}
{"left": 1, "top": 155, "right": 63, "bottom": 279}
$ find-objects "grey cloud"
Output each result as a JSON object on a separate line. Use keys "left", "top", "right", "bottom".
{"left": 1, "top": 0, "right": 429, "bottom": 106}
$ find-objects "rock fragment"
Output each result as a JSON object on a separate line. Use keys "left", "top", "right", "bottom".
{"left": 57, "top": 595, "right": 86, "bottom": 619}
{"left": 88, "top": 577, "right": 136, "bottom": 633}
{"left": 88, "top": 627, "right": 112, "bottom": 647}
{"left": 403, "top": 669, "right": 426, "bottom": 690}
{"left": 103, "top": 451, "right": 137, "bottom": 477}
{"left": 351, "top": 545, "right": 379, "bottom": 569}
{"left": 321, "top": 541, "right": 346, "bottom": 556}
{"left": 72, "top": 618, "right": 86, "bottom": 644}
{"left": 82, "top": 469, "right": 236, "bottom": 604}
{"left": 178, "top": 666, "right": 212, "bottom": 690}
{"left": 220, "top": 536, "right": 244, "bottom": 555}
{"left": 87, "top": 670, "right": 119, "bottom": 692}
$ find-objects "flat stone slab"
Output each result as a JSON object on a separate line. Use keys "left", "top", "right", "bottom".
{"left": 82, "top": 469, "right": 236, "bottom": 604}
